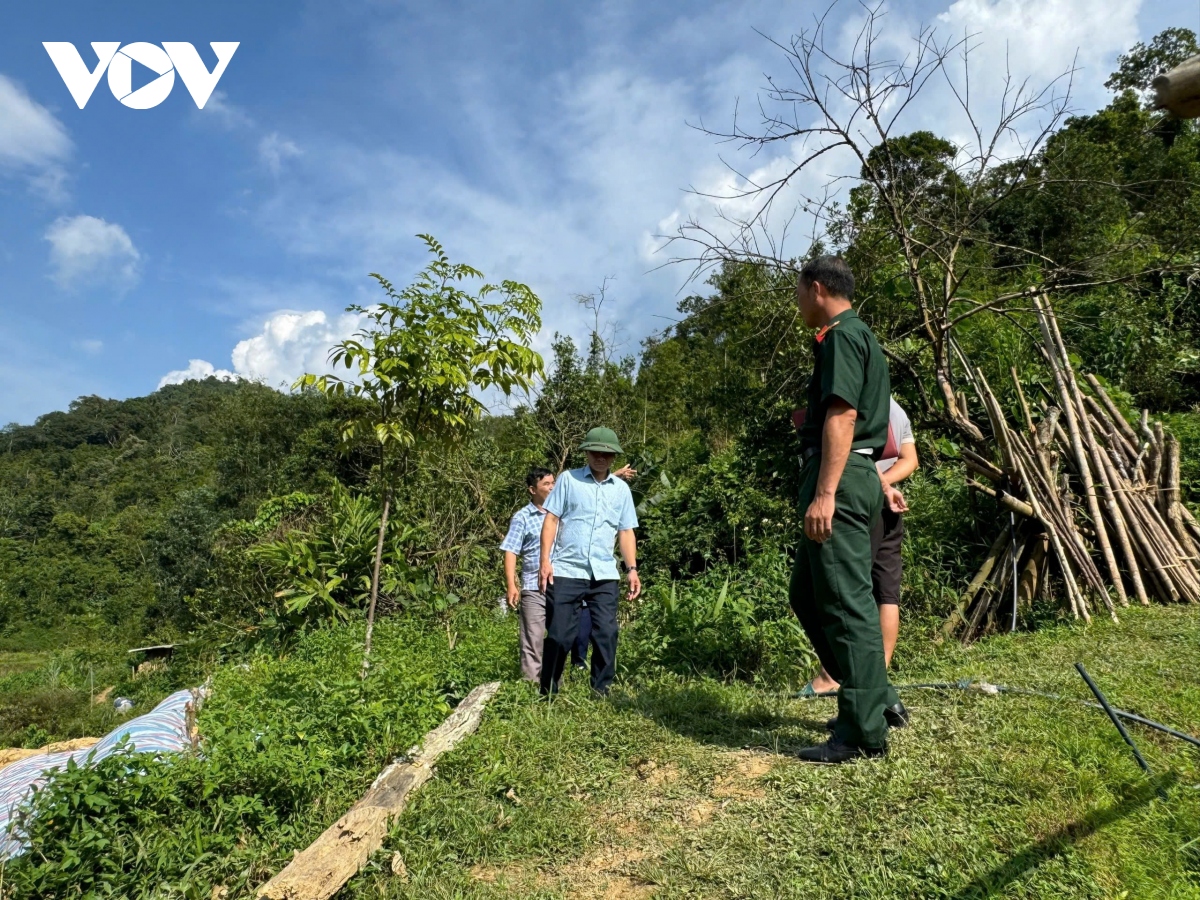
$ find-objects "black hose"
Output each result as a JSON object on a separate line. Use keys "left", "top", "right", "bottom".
{"left": 793, "top": 678, "right": 1200, "bottom": 750}
{"left": 1075, "top": 663, "right": 1153, "bottom": 774}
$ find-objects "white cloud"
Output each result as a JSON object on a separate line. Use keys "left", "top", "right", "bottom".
{"left": 198, "top": 89, "right": 254, "bottom": 130}
{"left": 258, "top": 132, "right": 302, "bottom": 174}
{"left": 938, "top": 0, "right": 1140, "bottom": 84}
{"left": 73, "top": 339, "right": 103, "bottom": 355}
{"left": 45, "top": 214, "right": 141, "bottom": 289}
{"left": 159, "top": 310, "right": 362, "bottom": 392}
{"left": 0, "top": 74, "right": 71, "bottom": 200}
{"left": 229, "top": 309, "right": 362, "bottom": 387}
{"left": 173, "top": 0, "right": 1155, "bottom": 398}
{"left": 158, "top": 359, "right": 238, "bottom": 388}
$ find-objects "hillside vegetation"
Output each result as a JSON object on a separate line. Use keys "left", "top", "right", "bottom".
{"left": 1, "top": 25, "right": 1200, "bottom": 900}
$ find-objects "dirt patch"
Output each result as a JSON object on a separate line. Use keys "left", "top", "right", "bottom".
{"left": 560, "top": 843, "right": 656, "bottom": 899}
{"left": 633, "top": 758, "right": 679, "bottom": 787}
{"left": 684, "top": 799, "right": 718, "bottom": 825}
{"left": 468, "top": 862, "right": 529, "bottom": 886}
{"left": 472, "top": 845, "right": 657, "bottom": 899}
{"left": 711, "top": 749, "right": 777, "bottom": 800}
{"left": 93, "top": 685, "right": 114, "bottom": 705}
{"left": 594, "top": 875, "right": 656, "bottom": 898}
{"left": 0, "top": 737, "right": 100, "bottom": 769}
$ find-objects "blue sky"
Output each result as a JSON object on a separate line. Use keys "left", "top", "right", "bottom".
{"left": 0, "top": 0, "right": 1194, "bottom": 424}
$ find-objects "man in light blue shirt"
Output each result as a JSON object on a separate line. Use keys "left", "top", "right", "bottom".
{"left": 538, "top": 427, "right": 640, "bottom": 696}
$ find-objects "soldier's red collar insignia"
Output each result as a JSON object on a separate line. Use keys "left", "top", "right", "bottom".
{"left": 814, "top": 320, "right": 842, "bottom": 343}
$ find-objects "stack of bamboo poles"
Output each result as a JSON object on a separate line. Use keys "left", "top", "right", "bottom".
{"left": 945, "top": 295, "right": 1200, "bottom": 644}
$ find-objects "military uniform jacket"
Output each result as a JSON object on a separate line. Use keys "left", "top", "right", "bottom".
{"left": 798, "top": 308, "right": 890, "bottom": 458}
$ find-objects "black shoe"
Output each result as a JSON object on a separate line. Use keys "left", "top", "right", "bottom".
{"left": 796, "top": 737, "right": 887, "bottom": 764}
{"left": 884, "top": 702, "right": 910, "bottom": 729}
{"left": 825, "top": 702, "right": 910, "bottom": 732}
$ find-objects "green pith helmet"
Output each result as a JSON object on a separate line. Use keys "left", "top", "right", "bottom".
{"left": 579, "top": 426, "right": 623, "bottom": 454}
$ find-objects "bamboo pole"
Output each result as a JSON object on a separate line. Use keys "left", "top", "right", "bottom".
{"left": 1018, "top": 533, "right": 1050, "bottom": 606}
{"left": 1088, "top": 412, "right": 1135, "bottom": 482}
{"left": 963, "top": 453, "right": 1006, "bottom": 483}
{"left": 1071, "top": 399, "right": 1143, "bottom": 606}
{"left": 1154, "top": 421, "right": 1168, "bottom": 503}
{"left": 990, "top": 404, "right": 1088, "bottom": 618}
{"left": 945, "top": 526, "right": 1012, "bottom": 637}
{"left": 1143, "top": 413, "right": 1162, "bottom": 487}
{"left": 1164, "top": 437, "right": 1189, "bottom": 551}
{"left": 1084, "top": 374, "right": 1140, "bottom": 447}
{"left": 1012, "top": 428, "right": 1104, "bottom": 592}
{"left": 1082, "top": 434, "right": 1144, "bottom": 607}
{"left": 1128, "top": 491, "right": 1200, "bottom": 602}
{"left": 1175, "top": 501, "right": 1200, "bottom": 550}
{"left": 1012, "top": 367, "right": 1035, "bottom": 434}
{"left": 1096, "top": 445, "right": 1178, "bottom": 604}
{"left": 979, "top": 369, "right": 1094, "bottom": 619}
{"left": 1035, "top": 295, "right": 1124, "bottom": 613}
{"left": 967, "top": 478, "right": 1036, "bottom": 517}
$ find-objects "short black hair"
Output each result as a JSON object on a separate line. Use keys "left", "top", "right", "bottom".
{"left": 526, "top": 467, "right": 554, "bottom": 488}
{"left": 799, "top": 255, "right": 855, "bottom": 302}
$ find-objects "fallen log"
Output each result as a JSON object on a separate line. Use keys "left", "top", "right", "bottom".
{"left": 257, "top": 681, "right": 502, "bottom": 900}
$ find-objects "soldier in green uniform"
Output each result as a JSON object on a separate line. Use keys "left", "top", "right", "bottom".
{"left": 791, "top": 256, "right": 907, "bottom": 763}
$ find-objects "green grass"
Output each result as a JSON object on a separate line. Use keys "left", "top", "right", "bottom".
{"left": 341, "top": 605, "right": 1200, "bottom": 899}
{"left": 4, "top": 606, "right": 1198, "bottom": 898}
{"left": 0, "top": 653, "right": 50, "bottom": 679}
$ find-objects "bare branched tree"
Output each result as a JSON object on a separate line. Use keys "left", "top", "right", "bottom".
{"left": 667, "top": 0, "right": 1196, "bottom": 440}
{"left": 575, "top": 275, "right": 626, "bottom": 365}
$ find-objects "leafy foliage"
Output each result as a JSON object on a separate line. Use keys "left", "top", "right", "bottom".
{"left": 624, "top": 550, "right": 816, "bottom": 686}
{"left": 3, "top": 613, "right": 516, "bottom": 899}
{"left": 299, "top": 235, "right": 544, "bottom": 454}
{"left": 1105, "top": 27, "right": 1200, "bottom": 96}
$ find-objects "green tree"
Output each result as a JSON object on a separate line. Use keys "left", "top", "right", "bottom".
{"left": 1105, "top": 27, "right": 1199, "bottom": 97}
{"left": 297, "top": 235, "right": 544, "bottom": 673}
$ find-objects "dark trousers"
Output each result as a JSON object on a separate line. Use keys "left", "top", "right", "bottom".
{"left": 789, "top": 453, "right": 899, "bottom": 748}
{"left": 539, "top": 577, "right": 619, "bottom": 695}
{"left": 572, "top": 605, "right": 592, "bottom": 667}
{"left": 871, "top": 507, "right": 904, "bottom": 606}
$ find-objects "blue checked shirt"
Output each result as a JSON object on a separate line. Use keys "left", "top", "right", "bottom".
{"left": 544, "top": 466, "right": 639, "bottom": 581}
{"left": 500, "top": 503, "right": 547, "bottom": 592}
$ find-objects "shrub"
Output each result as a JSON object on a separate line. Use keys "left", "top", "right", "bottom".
{"left": 2, "top": 612, "right": 517, "bottom": 898}
{"left": 623, "top": 550, "right": 816, "bottom": 687}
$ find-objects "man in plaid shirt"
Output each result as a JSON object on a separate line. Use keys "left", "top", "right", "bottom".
{"left": 501, "top": 468, "right": 556, "bottom": 682}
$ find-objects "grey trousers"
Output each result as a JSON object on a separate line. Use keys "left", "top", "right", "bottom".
{"left": 518, "top": 589, "right": 548, "bottom": 682}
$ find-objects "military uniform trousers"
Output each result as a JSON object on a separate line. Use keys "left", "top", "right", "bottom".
{"left": 790, "top": 452, "right": 900, "bottom": 748}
